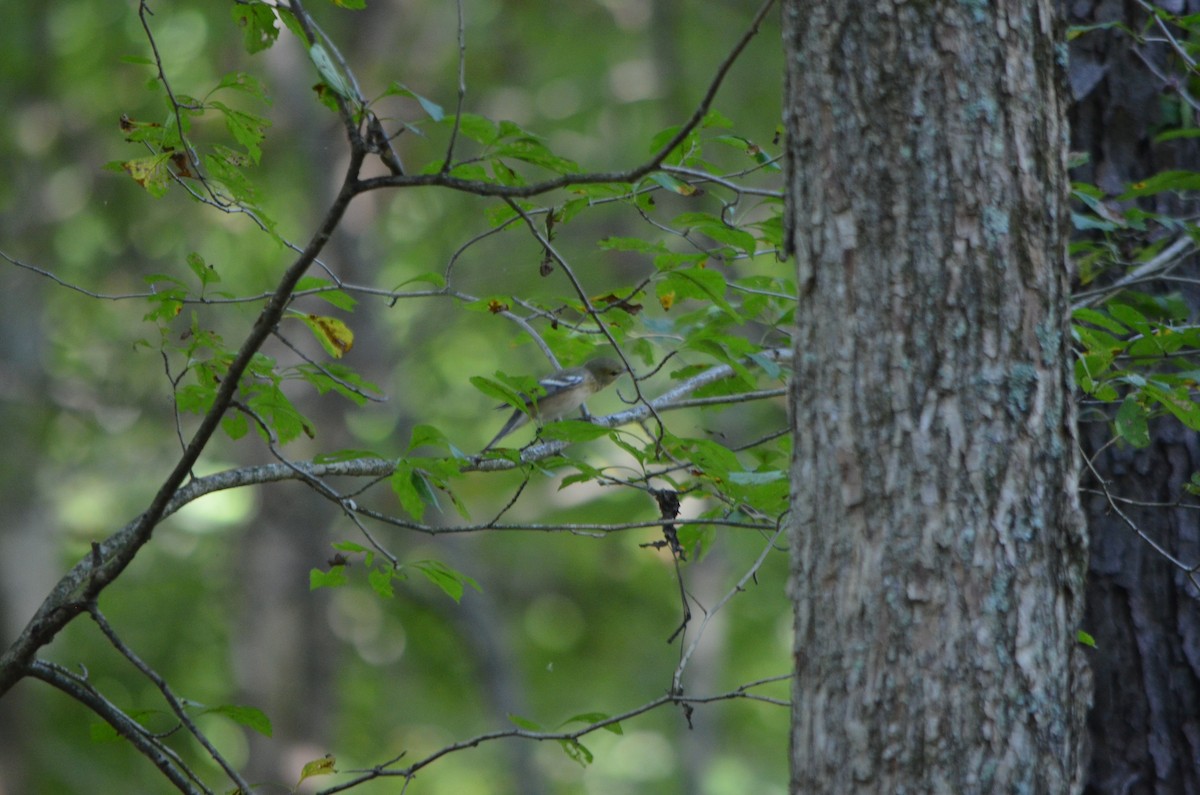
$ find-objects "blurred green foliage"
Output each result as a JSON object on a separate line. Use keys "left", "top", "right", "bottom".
{"left": 1, "top": 1, "right": 789, "bottom": 794}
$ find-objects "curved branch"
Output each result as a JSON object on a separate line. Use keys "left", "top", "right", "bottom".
{"left": 28, "top": 660, "right": 210, "bottom": 795}
{"left": 88, "top": 605, "right": 253, "bottom": 792}
{"left": 0, "top": 131, "right": 370, "bottom": 701}
{"left": 353, "top": 0, "right": 779, "bottom": 199}
{"left": 317, "top": 676, "right": 790, "bottom": 793}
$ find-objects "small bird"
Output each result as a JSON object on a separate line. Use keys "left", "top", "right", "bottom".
{"left": 482, "top": 357, "right": 625, "bottom": 451}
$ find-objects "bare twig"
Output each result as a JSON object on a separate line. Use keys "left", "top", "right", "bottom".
{"left": 1071, "top": 234, "right": 1194, "bottom": 310}
{"left": 355, "top": 0, "right": 780, "bottom": 199}
{"left": 317, "top": 677, "right": 789, "bottom": 793}
{"left": 88, "top": 605, "right": 253, "bottom": 792}
{"left": 28, "top": 660, "right": 211, "bottom": 795}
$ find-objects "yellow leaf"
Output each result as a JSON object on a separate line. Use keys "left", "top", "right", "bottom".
{"left": 302, "top": 314, "right": 354, "bottom": 358}
{"left": 659, "top": 291, "right": 676, "bottom": 311}
{"left": 298, "top": 754, "right": 337, "bottom": 783}
{"left": 122, "top": 153, "right": 172, "bottom": 196}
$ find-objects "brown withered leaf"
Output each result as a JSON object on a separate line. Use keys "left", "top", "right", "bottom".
{"left": 595, "top": 292, "right": 643, "bottom": 315}
{"left": 170, "top": 151, "right": 193, "bottom": 178}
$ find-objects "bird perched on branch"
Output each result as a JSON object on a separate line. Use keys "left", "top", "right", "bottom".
{"left": 482, "top": 357, "right": 625, "bottom": 451}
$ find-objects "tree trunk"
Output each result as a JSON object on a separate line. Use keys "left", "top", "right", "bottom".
{"left": 782, "top": 2, "right": 1089, "bottom": 791}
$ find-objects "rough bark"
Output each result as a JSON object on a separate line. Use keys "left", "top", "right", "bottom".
{"left": 783, "top": 1, "right": 1089, "bottom": 791}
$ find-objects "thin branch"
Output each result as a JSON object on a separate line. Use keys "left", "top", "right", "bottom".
{"left": 355, "top": 0, "right": 779, "bottom": 199}
{"left": 88, "top": 605, "right": 252, "bottom": 793}
{"left": 1080, "top": 443, "right": 1200, "bottom": 587}
{"left": 0, "top": 122, "right": 370, "bottom": 702}
{"left": 673, "top": 521, "right": 787, "bottom": 694}
{"left": 273, "top": 329, "right": 387, "bottom": 404}
{"left": 317, "top": 677, "right": 789, "bottom": 793}
{"left": 661, "top": 164, "right": 784, "bottom": 198}
{"left": 138, "top": 0, "right": 205, "bottom": 189}
{"left": 28, "top": 660, "right": 211, "bottom": 795}
{"left": 442, "top": 0, "right": 469, "bottom": 168}
{"left": 1071, "top": 234, "right": 1194, "bottom": 310}
{"left": 1, "top": 249, "right": 155, "bottom": 301}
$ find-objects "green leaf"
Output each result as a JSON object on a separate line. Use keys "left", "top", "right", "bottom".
{"left": 1066, "top": 20, "right": 1133, "bottom": 40}
{"left": 412, "top": 560, "right": 480, "bottom": 603}
{"left": 90, "top": 721, "right": 120, "bottom": 743}
{"left": 221, "top": 412, "right": 249, "bottom": 440}
{"left": 1127, "top": 328, "right": 1184, "bottom": 358}
{"left": 295, "top": 276, "right": 357, "bottom": 310}
{"left": 712, "top": 134, "right": 781, "bottom": 170}
{"left": 1119, "top": 170, "right": 1200, "bottom": 199}
{"left": 185, "top": 252, "right": 220, "bottom": 286}
{"left": 489, "top": 159, "right": 524, "bottom": 185}
{"left": 90, "top": 709, "right": 162, "bottom": 743}
{"left": 598, "top": 236, "right": 666, "bottom": 253}
{"left": 246, "top": 384, "right": 314, "bottom": 444}
{"left": 653, "top": 251, "right": 709, "bottom": 272}
{"left": 749, "top": 351, "right": 783, "bottom": 380}
{"left": 698, "top": 223, "right": 757, "bottom": 258}
{"left": 368, "top": 566, "right": 396, "bottom": 598}
{"left": 561, "top": 712, "right": 623, "bottom": 735}
{"left": 1072, "top": 212, "right": 1119, "bottom": 232}
{"left": 558, "top": 739, "right": 594, "bottom": 766}
{"left": 176, "top": 383, "right": 217, "bottom": 414}
{"left": 310, "top": 566, "right": 348, "bottom": 590}
{"left": 1144, "top": 383, "right": 1200, "bottom": 430}
{"left": 492, "top": 138, "right": 579, "bottom": 174}
{"left": 411, "top": 468, "right": 441, "bottom": 514}
{"left": 508, "top": 714, "right": 542, "bottom": 731}
{"left": 309, "top": 43, "right": 354, "bottom": 102}
{"left": 203, "top": 704, "right": 273, "bottom": 737}
{"left": 122, "top": 153, "right": 173, "bottom": 197}
{"left": 657, "top": 268, "right": 741, "bottom": 320}
{"left": 1116, "top": 290, "right": 1189, "bottom": 322}
{"left": 677, "top": 522, "right": 717, "bottom": 560}
{"left": 232, "top": 4, "right": 281, "bottom": 53}
{"left": 298, "top": 755, "right": 337, "bottom": 783}
{"left": 391, "top": 271, "right": 446, "bottom": 290}
{"left": 204, "top": 146, "right": 268, "bottom": 215}
{"left": 648, "top": 171, "right": 698, "bottom": 196}
{"left": 1076, "top": 629, "right": 1097, "bottom": 647}
{"left": 698, "top": 109, "right": 731, "bottom": 128}
{"left": 446, "top": 113, "right": 499, "bottom": 145}
{"left": 209, "top": 100, "right": 270, "bottom": 163}
{"left": 538, "top": 420, "right": 611, "bottom": 443}
{"left": 1073, "top": 325, "right": 1125, "bottom": 355}
{"left": 470, "top": 375, "right": 530, "bottom": 411}
{"left": 297, "top": 363, "right": 381, "bottom": 406}
{"left": 1071, "top": 308, "right": 1128, "bottom": 336}
{"left": 384, "top": 82, "right": 444, "bottom": 121}
{"left": 1154, "top": 127, "right": 1200, "bottom": 144}
{"left": 448, "top": 162, "right": 490, "bottom": 181}
{"left": 212, "top": 71, "right": 270, "bottom": 103}
{"left": 649, "top": 123, "right": 684, "bottom": 153}
{"left": 1105, "top": 303, "right": 1150, "bottom": 334}
{"left": 391, "top": 462, "right": 426, "bottom": 520}
{"left": 409, "top": 424, "right": 452, "bottom": 452}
